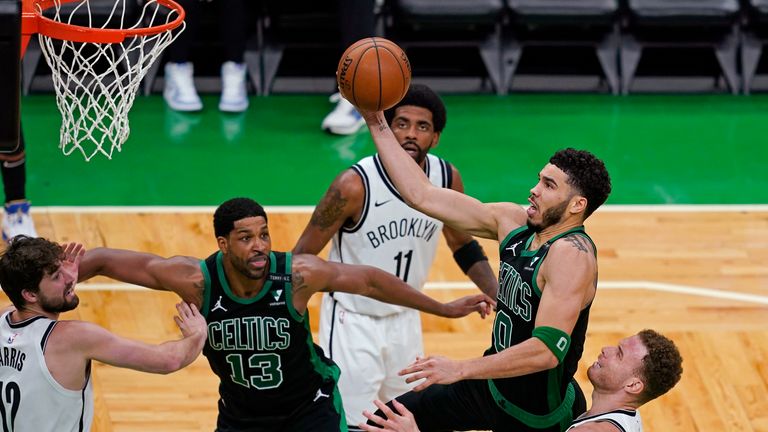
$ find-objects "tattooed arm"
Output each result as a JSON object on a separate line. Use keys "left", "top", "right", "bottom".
{"left": 289, "top": 254, "right": 493, "bottom": 317}
{"left": 293, "top": 169, "right": 365, "bottom": 255}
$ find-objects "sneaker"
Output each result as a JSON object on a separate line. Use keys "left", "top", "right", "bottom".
{"left": 2, "top": 200, "right": 38, "bottom": 242}
{"left": 219, "top": 61, "right": 249, "bottom": 113}
{"left": 163, "top": 62, "right": 203, "bottom": 112}
{"left": 321, "top": 93, "right": 365, "bottom": 135}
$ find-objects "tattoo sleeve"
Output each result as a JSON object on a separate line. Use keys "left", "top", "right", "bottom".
{"left": 309, "top": 186, "right": 347, "bottom": 230}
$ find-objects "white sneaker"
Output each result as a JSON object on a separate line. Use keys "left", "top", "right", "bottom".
{"left": 2, "top": 200, "right": 38, "bottom": 242}
{"left": 321, "top": 93, "right": 365, "bottom": 135}
{"left": 164, "top": 62, "right": 203, "bottom": 112}
{"left": 219, "top": 61, "right": 249, "bottom": 113}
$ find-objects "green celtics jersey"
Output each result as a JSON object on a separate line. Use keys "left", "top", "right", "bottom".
{"left": 200, "top": 251, "right": 340, "bottom": 421}
{"left": 485, "top": 226, "right": 594, "bottom": 431}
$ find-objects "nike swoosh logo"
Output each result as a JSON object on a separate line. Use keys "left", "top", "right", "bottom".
{"left": 374, "top": 199, "right": 392, "bottom": 207}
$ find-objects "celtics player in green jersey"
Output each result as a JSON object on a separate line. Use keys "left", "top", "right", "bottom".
{"left": 76, "top": 197, "right": 493, "bottom": 431}
{"left": 362, "top": 109, "right": 612, "bottom": 432}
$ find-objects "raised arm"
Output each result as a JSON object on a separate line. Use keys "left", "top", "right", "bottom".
{"left": 363, "top": 110, "right": 525, "bottom": 240}
{"left": 442, "top": 166, "right": 498, "bottom": 299}
{"left": 400, "top": 236, "right": 596, "bottom": 391}
{"left": 290, "top": 254, "right": 493, "bottom": 318}
{"left": 47, "top": 302, "right": 207, "bottom": 390}
{"left": 293, "top": 168, "right": 365, "bottom": 255}
{"left": 78, "top": 247, "right": 205, "bottom": 307}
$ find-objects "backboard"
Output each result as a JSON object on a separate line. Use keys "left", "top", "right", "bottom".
{"left": 0, "top": 0, "right": 21, "bottom": 153}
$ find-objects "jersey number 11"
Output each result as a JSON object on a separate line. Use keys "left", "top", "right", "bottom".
{"left": 393, "top": 250, "right": 413, "bottom": 282}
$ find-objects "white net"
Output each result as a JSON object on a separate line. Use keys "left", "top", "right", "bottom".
{"left": 36, "top": 0, "right": 184, "bottom": 161}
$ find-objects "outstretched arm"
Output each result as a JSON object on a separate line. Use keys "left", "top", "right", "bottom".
{"left": 290, "top": 254, "right": 493, "bottom": 318}
{"left": 293, "top": 169, "right": 365, "bottom": 255}
{"left": 443, "top": 167, "right": 498, "bottom": 299}
{"left": 51, "top": 302, "right": 207, "bottom": 376}
{"left": 78, "top": 247, "right": 205, "bottom": 307}
{"left": 363, "top": 111, "right": 526, "bottom": 240}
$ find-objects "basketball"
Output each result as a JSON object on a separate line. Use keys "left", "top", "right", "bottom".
{"left": 336, "top": 37, "right": 411, "bottom": 111}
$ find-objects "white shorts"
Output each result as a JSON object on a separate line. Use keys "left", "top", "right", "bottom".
{"left": 318, "top": 293, "right": 424, "bottom": 428}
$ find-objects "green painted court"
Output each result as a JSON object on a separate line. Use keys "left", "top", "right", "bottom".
{"left": 21, "top": 93, "right": 768, "bottom": 206}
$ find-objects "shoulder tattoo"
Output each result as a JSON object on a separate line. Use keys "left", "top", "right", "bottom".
{"left": 563, "top": 234, "right": 590, "bottom": 254}
{"left": 310, "top": 185, "right": 347, "bottom": 230}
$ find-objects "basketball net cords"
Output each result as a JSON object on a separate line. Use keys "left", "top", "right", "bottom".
{"left": 37, "top": 0, "right": 184, "bottom": 161}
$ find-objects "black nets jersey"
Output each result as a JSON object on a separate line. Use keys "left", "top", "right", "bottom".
{"left": 485, "top": 226, "right": 594, "bottom": 431}
{"left": 199, "top": 251, "right": 340, "bottom": 423}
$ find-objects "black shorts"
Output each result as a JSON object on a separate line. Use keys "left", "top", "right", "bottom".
{"left": 371, "top": 379, "right": 586, "bottom": 432}
{"left": 215, "top": 379, "right": 346, "bottom": 432}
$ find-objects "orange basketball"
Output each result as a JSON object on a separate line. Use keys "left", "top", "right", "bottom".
{"left": 336, "top": 37, "right": 411, "bottom": 111}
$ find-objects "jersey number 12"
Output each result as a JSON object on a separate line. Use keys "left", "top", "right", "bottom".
{"left": 0, "top": 380, "right": 20, "bottom": 431}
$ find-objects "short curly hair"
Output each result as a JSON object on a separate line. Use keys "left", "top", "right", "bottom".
{"left": 636, "top": 329, "right": 683, "bottom": 404}
{"left": 213, "top": 198, "right": 268, "bottom": 238}
{"left": 0, "top": 236, "right": 64, "bottom": 309}
{"left": 549, "top": 148, "right": 611, "bottom": 219}
{"left": 384, "top": 84, "right": 447, "bottom": 133}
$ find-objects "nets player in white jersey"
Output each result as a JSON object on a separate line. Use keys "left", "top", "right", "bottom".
{"left": 294, "top": 84, "right": 498, "bottom": 429}
{"left": 0, "top": 236, "right": 207, "bottom": 432}
{"left": 77, "top": 198, "right": 493, "bottom": 431}
{"left": 360, "top": 330, "right": 683, "bottom": 432}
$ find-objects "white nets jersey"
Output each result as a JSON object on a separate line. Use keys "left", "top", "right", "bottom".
{"left": 0, "top": 311, "right": 94, "bottom": 432}
{"left": 567, "top": 409, "right": 643, "bottom": 432}
{"left": 328, "top": 154, "right": 452, "bottom": 317}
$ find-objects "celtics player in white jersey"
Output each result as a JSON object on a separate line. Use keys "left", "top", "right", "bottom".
{"left": 364, "top": 101, "right": 616, "bottom": 432}
{"left": 359, "top": 330, "right": 683, "bottom": 432}
{"left": 294, "top": 84, "right": 498, "bottom": 429}
{"left": 77, "top": 198, "right": 493, "bottom": 431}
{"left": 0, "top": 236, "right": 207, "bottom": 432}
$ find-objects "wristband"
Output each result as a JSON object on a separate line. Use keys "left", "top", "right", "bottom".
{"left": 453, "top": 239, "right": 488, "bottom": 274}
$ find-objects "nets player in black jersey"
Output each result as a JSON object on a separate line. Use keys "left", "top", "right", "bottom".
{"left": 363, "top": 109, "right": 612, "bottom": 432}
{"left": 76, "top": 197, "right": 493, "bottom": 431}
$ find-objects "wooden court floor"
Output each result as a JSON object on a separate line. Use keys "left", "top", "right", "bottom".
{"left": 1, "top": 208, "right": 766, "bottom": 431}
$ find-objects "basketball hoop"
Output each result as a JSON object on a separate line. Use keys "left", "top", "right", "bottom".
{"left": 21, "top": 0, "right": 185, "bottom": 161}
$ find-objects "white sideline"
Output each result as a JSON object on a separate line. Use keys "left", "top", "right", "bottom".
{"left": 37, "top": 204, "right": 768, "bottom": 214}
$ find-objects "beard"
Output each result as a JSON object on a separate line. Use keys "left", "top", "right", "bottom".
{"left": 231, "top": 254, "right": 269, "bottom": 280}
{"left": 527, "top": 199, "right": 569, "bottom": 233}
{"left": 39, "top": 290, "right": 79, "bottom": 313}
{"left": 401, "top": 141, "right": 429, "bottom": 166}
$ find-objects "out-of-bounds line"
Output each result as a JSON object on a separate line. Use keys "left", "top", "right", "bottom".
{"left": 38, "top": 204, "right": 768, "bottom": 214}
{"left": 78, "top": 281, "right": 768, "bottom": 305}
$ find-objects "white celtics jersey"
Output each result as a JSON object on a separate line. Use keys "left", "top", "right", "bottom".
{"left": 328, "top": 154, "right": 451, "bottom": 317}
{"left": 0, "top": 311, "right": 94, "bottom": 432}
{"left": 567, "top": 409, "right": 643, "bottom": 432}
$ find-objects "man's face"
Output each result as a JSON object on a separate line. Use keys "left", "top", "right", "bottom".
{"left": 587, "top": 334, "right": 648, "bottom": 393}
{"left": 36, "top": 260, "right": 79, "bottom": 313}
{"left": 526, "top": 163, "right": 578, "bottom": 233}
{"left": 390, "top": 105, "right": 440, "bottom": 167}
{"left": 219, "top": 216, "right": 272, "bottom": 280}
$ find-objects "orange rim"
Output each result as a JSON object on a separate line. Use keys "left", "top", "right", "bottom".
{"left": 21, "top": 0, "right": 185, "bottom": 44}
